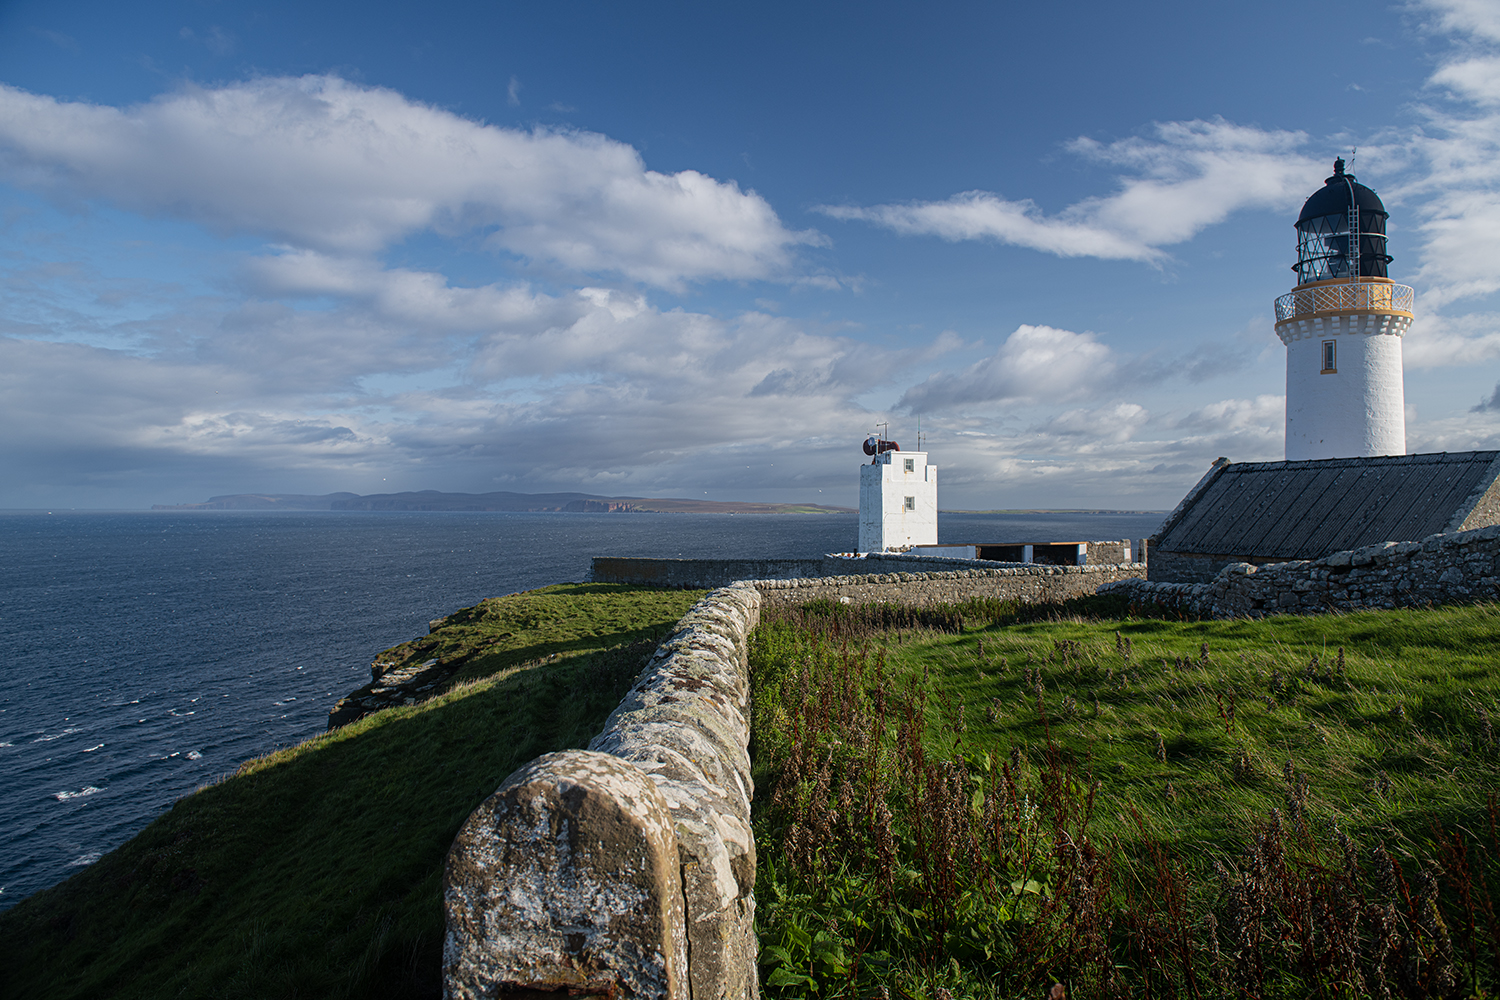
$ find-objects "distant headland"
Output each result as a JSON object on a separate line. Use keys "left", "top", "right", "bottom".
{"left": 150, "top": 489, "right": 856, "bottom": 514}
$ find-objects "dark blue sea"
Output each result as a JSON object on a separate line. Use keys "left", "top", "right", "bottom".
{"left": 0, "top": 508, "right": 1164, "bottom": 909}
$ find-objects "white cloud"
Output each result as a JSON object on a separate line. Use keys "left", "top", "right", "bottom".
{"left": 0, "top": 249, "right": 945, "bottom": 502}
{"left": 1401, "top": 311, "right": 1500, "bottom": 367}
{"left": 1027, "top": 403, "right": 1149, "bottom": 447}
{"left": 899, "top": 324, "right": 1114, "bottom": 411}
{"left": 1175, "top": 395, "right": 1284, "bottom": 440}
{"left": 22, "top": 11, "right": 1500, "bottom": 508}
{"left": 1065, "top": 121, "right": 1323, "bottom": 244}
{"left": 819, "top": 191, "right": 1161, "bottom": 261}
{"left": 1421, "top": 0, "right": 1500, "bottom": 43}
{"left": 819, "top": 119, "right": 1323, "bottom": 262}
{"left": 1396, "top": 2, "right": 1500, "bottom": 309}
{"left": 243, "top": 250, "right": 576, "bottom": 334}
{"left": 1407, "top": 408, "right": 1500, "bottom": 452}
{"left": 0, "top": 75, "right": 820, "bottom": 288}
{"left": 1429, "top": 55, "right": 1500, "bottom": 104}
{"left": 872, "top": 391, "right": 1287, "bottom": 508}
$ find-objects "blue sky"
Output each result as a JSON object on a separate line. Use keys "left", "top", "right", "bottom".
{"left": 4, "top": 0, "right": 1500, "bottom": 509}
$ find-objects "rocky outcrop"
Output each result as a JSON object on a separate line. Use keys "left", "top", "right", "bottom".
{"left": 326, "top": 617, "right": 476, "bottom": 729}
{"left": 326, "top": 656, "right": 465, "bottom": 729}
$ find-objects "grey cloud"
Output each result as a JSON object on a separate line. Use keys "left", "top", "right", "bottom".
{"left": 1471, "top": 384, "right": 1500, "bottom": 412}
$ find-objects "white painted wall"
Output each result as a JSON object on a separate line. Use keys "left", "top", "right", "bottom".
{"left": 909, "top": 544, "right": 977, "bottom": 559}
{"left": 857, "top": 451, "right": 937, "bottom": 552}
{"left": 1282, "top": 321, "right": 1407, "bottom": 460}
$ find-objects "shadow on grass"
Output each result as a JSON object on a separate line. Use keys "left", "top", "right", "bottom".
{"left": 450, "top": 622, "right": 682, "bottom": 685}
{"left": 1, "top": 638, "right": 654, "bottom": 1000}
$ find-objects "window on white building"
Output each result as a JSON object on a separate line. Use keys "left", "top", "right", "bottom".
{"left": 904, "top": 496, "right": 916, "bottom": 510}
{"left": 904, "top": 458, "right": 914, "bottom": 472}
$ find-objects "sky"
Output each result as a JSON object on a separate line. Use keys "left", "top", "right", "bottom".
{"left": 4, "top": 1, "right": 1500, "bottom": 510}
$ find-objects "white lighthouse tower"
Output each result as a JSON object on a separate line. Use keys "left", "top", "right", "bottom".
{"left": 1275, "top": 158, "right": 1414, "bottom": 461}
{"left": 857, "top": 435, "right": 937, "bottom": 553}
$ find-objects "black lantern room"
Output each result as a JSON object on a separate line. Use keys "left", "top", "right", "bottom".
{"left": 1293, "top": 158, "right": 1392, "bottom": 285}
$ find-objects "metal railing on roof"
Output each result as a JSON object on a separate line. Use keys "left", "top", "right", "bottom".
{"left": 1275, "top": 282, "right": 1413, "bottom": 322}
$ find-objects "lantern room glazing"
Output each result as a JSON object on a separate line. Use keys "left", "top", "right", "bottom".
{"left": 1292, "top": 158, "right": 1392, "bottom": 286}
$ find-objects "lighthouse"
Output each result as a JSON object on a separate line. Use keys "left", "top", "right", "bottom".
{"left": 857, "top": 435, "right": 937, "bottom": 553}
{"left": 1274, "top": 159, "right": 1414, "bottom": 460}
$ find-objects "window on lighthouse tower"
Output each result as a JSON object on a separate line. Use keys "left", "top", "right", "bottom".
{"left": 1321, "top": 340, "right": 1336, "bottom": 374}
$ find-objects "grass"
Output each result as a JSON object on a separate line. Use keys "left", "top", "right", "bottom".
{"left": 750, "top": 596, "right": 1500, "bottom": 999}
{"left": 0, "top": 582, "right": 705, "bottom": 1000}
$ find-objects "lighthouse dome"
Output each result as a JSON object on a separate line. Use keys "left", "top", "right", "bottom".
{"left": 1292, "top": 158, "right": 1392, "bottom": 284}
{"left": 1297, "top": 159, "right": 1387, "bottom": 223}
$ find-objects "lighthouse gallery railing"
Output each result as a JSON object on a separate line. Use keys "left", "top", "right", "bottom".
{"left": 1275, "top": 282, "right": 1414, "bottom": 322}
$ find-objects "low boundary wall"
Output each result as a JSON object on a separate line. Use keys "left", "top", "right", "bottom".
{"left": 441, "top": 525, "right": 1500, "bottom": 994}
{"left": 444, "top": 584, "right": 761, "bottom": 999}
{"left": 1104, "top": 523, "right": 1500, "bottom": 619}
{"left": 754, "top": 562, "right": 1143, "bottom": 609}
{"left": 442, "top": 561, "right": 1144, "bottom": 997}
{"left": 439, "top": 521, "right": 1500, "bottom": 995}
{"left": 591, "top": 556, "right": 825, "bottom": 588}
{"left": 592, "top": 547, "right": 1142, "bottom": 589}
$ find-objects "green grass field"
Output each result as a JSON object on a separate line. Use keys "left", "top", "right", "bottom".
{"left": 11, "top": 585, "right": 1500, "bottom": 1000}
{"left": 750, "top": 597, "right": 1500, "bottom": 999}
{"left": 0, "top": 583, "right": 704, "bottom": 1000}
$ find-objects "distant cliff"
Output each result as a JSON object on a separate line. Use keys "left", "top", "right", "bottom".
{"left": 152, "top": 492, "right": 360, "bottom": 510}
{"left": 153, "top": 489, "right": 853, "bottom": 514}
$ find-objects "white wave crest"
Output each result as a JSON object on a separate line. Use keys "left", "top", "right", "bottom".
{"left": 54, "top": 786, "right": 103, "bottom": 801}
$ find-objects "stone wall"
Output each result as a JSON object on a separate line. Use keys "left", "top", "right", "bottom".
{"left": 443, "top": 524, "right": 1500, "bottom": 994}
{"left": 592, "top": 546, "right": 1140, "bottom": 589}
{"left": 1106, "top": 523, "right": 1500, "bottom": 619}
{"left": 754, "top": 562, "right": 1143, "bottom": 610}
{"left": 444, "top": 559, "right": 1150, "bottom": 996}
{"left": 444, "top": 584, "right": 761, "bottom": 999}
{"left": 591, "top": 556, "right": 826, "bottom": 588}
{"left": 1144, "top": 544, "right": 1264, "bottom": 585}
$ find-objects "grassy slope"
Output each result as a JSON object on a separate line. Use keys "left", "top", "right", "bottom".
{"left": 0, "top": 583, "right": 704, "bottom": 1000}
{"left": 751, "top": 598, "right": 1500, "bottom": 997}
{"left": 903, "top": 603, "right": 1500, "bottom": 852}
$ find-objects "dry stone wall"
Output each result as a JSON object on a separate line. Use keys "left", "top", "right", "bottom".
{"left": 443, "top": 562, "right": 1153, "bottom": 997}
{"left": 444, "top": 583, "right": 761, "bottom": 999}
{"left": 754, "top": 562, "right": 1143, "bottom": 609}
{"left": 1105, "top": 523, "right": 1500, "bottom": 619}
{"left": 591, "top": 556, "right": 826, "bottom": 588}
{"left": 444, "top": 751, "right": 688, "bottom": 998}
{"left": 444, "top": 528, "right": 1500, "bottom": 996}
{"left": 592, "top": 547, "right": 1142, "bottom": 589}
{"left": 588, "top": 585, "right": 760, "bottom": 1000}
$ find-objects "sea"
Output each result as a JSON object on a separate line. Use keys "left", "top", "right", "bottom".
{"left": 0, "top": 508, "right": 1165, "bottom": 910}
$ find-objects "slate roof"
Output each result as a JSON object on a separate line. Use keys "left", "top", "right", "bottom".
{"left": 1154, "top": 451, "right": 1500, "bottom": 561}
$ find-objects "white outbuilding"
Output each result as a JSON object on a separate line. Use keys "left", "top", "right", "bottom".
{"left": 857, "top": 436, "right": 936, "bottom": 553}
